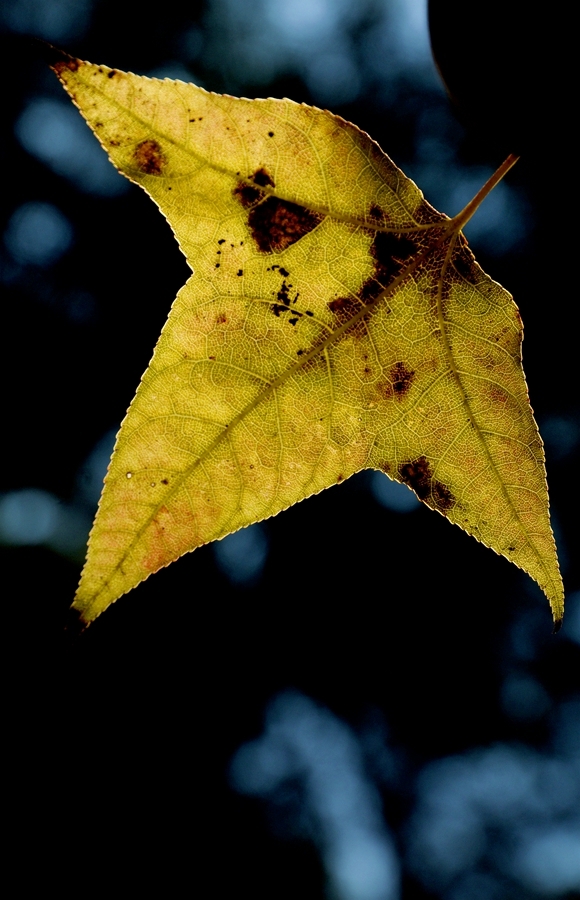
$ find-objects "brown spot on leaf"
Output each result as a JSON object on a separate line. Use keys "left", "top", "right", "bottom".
{"left": 161, "top": 478, "right": 169, "bottom": 485}
{"left": 369, "top": 204, "right": 384, "bottom": 221}
{"left": 268, "top": 131, "right": 275, "bottom": 137}
{"left": 216, "top": 313, "right": 227, "bottom": 324}
{"left": 399, "top": 457, "right": 432, "bottom": 499}
{"left": 453, "top": 246, "right": 478, "bottom": 283}
{"left": 233, "top": 183, "right": 264, "bottom": 208}
{"left": 360, "top": 280, "right": 381, "bottom": 305}
{"left": 431, "top": 481, "right": 455, "bottom": 512}
{"left": 108, "top": 70, "right": 117, "bottom": 78}
{"left": 398, "top": 456, "right": 455, "bottom": 513}
{"left": 252, "top": 167, "right": 275, "bottom": 188}
{"left": 237, "top": 269, "right": 243, "bottom": 276}
{"left": 133, "top": 139, "right": 166, "bottom": 175}
{"left": 359, "top": 232, "right": 418, "bottom": 305}
{"left": 390, "top": 361, "right": 415, "bottom": 398}
{"left": 373, "top": 231, "right": 417, "bottom": 280}
{"left": 276, "top": 280, "right": 299, "bottom": 307}
{"left": 328, "top": 296, "right": 360, "bottom": 317}
{"left": 247, "top": 198, "right": 322, "bottom": 253}
{"left": 277, "top": 281, "right": 290, "bottom": 305}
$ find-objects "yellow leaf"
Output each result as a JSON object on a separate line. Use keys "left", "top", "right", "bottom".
{"left": 52, "top": 56, "right": 564, "bottom": 628}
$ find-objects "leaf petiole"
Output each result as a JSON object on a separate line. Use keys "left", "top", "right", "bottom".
{"left": 448, "top": 153, "right": 520, "bottom": 235}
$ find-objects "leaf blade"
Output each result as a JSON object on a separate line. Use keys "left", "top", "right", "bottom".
{"left": 53, "top": 60, "right": 563, "bottom": 625}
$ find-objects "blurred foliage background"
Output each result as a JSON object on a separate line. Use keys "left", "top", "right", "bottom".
{"left": 1, "top": 1, "right": 579, "bottom": 897}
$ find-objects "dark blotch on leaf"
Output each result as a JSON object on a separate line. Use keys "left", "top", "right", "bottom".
{"left": 431, "top": 480, "right": 455, "bottom": 512}
{"left": 398, "top": 456, "right": 455, "bottom": 513}
{"left": 453, "top": 248, "right": 477, "bottom": 282}
{"left": 277, "top": 280, "right": 292, "bottom": 306}
{"left": 361, "top": 232, "right": 418, "bottom": 304}
{"left": 233, "top": 183, "right": 264, "bottom": 208}
{"left": 390, "top": 361, "right": 415, "bottom": 397}
{"left": 246, "top": 198, "right": 322, "bottom": 253}
{"left": 133, "top": 139, "right": 166, "bottom": 176}
{"left": 252, "top": 167, "right": 275, "bottom": 188}
{"left": 373, "top": 231, "right": 417, "bottom": 281}
{"left": 328, "top": 296, "right": 360, "bottom": 317}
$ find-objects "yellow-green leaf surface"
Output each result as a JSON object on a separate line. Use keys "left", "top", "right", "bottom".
{"left": 52, "top": 57, "right": 563, "bottom": 627}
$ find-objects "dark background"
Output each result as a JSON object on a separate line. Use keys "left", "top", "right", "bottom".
{"left": 2, "top": 1, "right": 578, "bottom": 897}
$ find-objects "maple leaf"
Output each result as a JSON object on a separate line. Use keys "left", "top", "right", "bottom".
{"left": 50, "top": 55, "right": 564, "bottom": 629}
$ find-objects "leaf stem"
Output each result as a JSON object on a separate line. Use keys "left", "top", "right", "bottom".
{"left": 449, "top": 153, "right": 520, "bottom": 234}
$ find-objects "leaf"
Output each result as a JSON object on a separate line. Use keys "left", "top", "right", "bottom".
{"left": 51, "top": 55, "right": 564, "bottom": 628}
